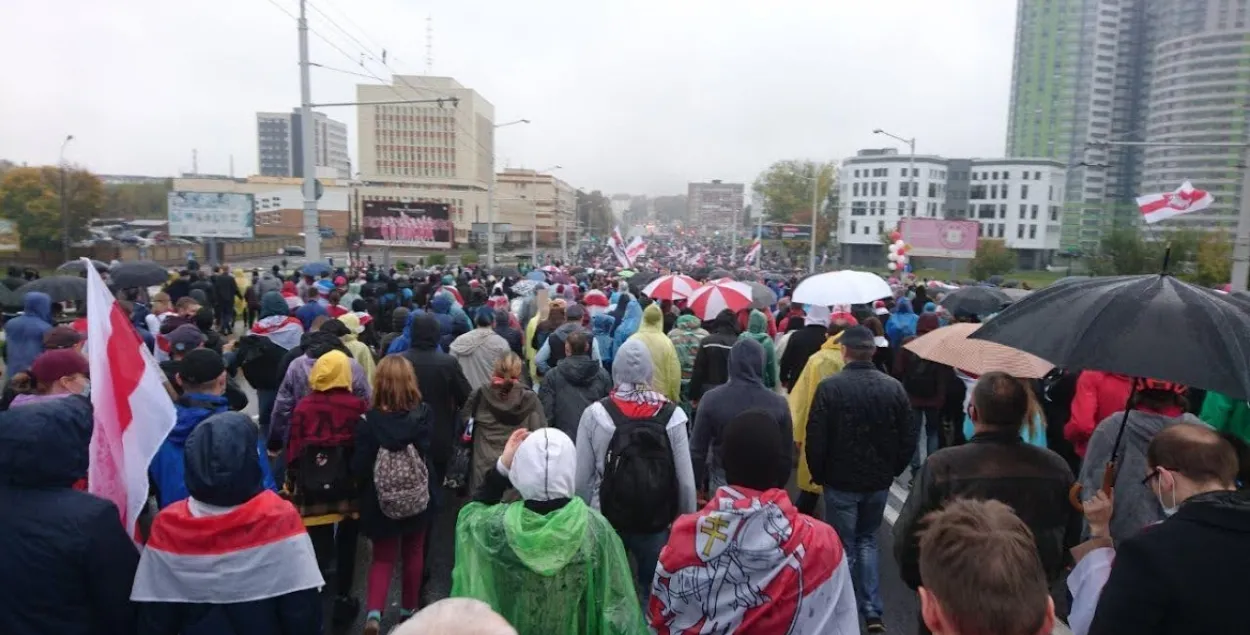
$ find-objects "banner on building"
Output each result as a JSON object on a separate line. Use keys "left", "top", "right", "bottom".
{"left": 167, "top": 192, "right": 255, "bottom": 239}
{"left": 0, "top": 220, "right": 19, "bottom": 252}
{"left": 760, "top": 223, "right": 812, "bottom": 240}
{"left": 361, "top": 200, "right": 453, "bottom": 249}
{"left": 899, "top": 218, "right": 979, "bottom": 259}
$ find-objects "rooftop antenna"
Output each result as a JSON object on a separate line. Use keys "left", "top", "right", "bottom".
{"left": 425, "top": 14, "right": 433, "bottom": 74}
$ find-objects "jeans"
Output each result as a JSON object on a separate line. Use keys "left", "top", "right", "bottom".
{"left": 366, "top": 529, "right": 428, "bottom": 612}
{"left": 823, "top": 488, "right": 888, "bottom": 620}
{"left": 910, "top": 407, "right": 942, "bottom": 471}
{"left": 255, "top": 388, "right": 278, "bottom": 443}
{"left": 309, "top": 518, "right": 359, "bottom": 597}
{"left": 217, "top": 306, "right": 235, "bottom": 333}
{"left": 619, "top": 530, "right": 669, "bottom": 603}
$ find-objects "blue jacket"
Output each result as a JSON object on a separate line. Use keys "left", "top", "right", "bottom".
{"left": 431, "top": 293, "right": 469, "bottom": 351}
{"left": 149, "top": 393, "right": 275, "bottom": 509}
{"left": 592, "top": 313, "right": 616, "bottom": 366}
{"left": 293, "top": 300, "right": 327, "bottom": 331}
{"left": 0, "top": 396, "right": 139, "bottom": 635}
{"left": 885, "top": 297, "right": 919, "bottom": 350}
{"left": 611, "top": 299, "right": 643, "bottom": 358}
{"left": 4, "top": 292, "right": 52, "bottom": 379}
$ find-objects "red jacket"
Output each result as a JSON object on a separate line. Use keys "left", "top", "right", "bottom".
{"left": 288, "top": 388, "right": 367, "bottom": 459}
{"left": 1065, "top": 371, "right": 1132, "bottom": 457}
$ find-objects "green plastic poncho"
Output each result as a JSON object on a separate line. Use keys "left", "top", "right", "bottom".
{"left": 451, "top": 497, "right": 646, "bottom": 635}
{"left": 667, "top": 314, "right": 708, "bottom": 412}
{"left": 739, "top": 309, "right": 779, "bottom": 390}
{"left": 628, "top": 303, "right": 682, "bottom": 403}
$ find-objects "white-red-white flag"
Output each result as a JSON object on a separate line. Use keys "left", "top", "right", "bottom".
{"left": 85, "top": 259, "right": 176, "bottom": 538}
{"left": 1136, "top": 181, "right": 1214, "bottom": 224}
{"left": 609, "top": 225, "right": 633, "bottom": 268}
{"left": 743, "top": 237, "right": 761, "bottom": 266}
{"left": 625, "top": 236, "right": 647, "bottom": 261}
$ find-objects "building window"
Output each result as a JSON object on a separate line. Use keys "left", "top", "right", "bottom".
{"left": 898, "top": 201, "right": 906, "bottom": 214}
{"left": 993, "top": 171, "right": 999, "bottom": 180}
{"left": 991, "top": 184, "right": 999, "bottom": 199}
{"left": 871, "top": 182, "right": 878, "bottom": 196}
{"left": 1050, "top": 206, "right": 1059, "bottom": 221}
{"left": 970, "top": 185, "right": 986, "bottom": 200}
{"left": 1029, "top": 225, "right": 1037, "bottom": 239}
{"left": 1018, "top": 224, "right": 1026, "bottom": 239}
{"left": 1035, "top": 171, "right": 1041, "bottom": 180}
{"left": 1031, "top": 205, "right": 1039, "bottom": 220}
{"left": 1021, "top": 184, "right": 1029, "bottom": 199}
{"left": 997, "top": 223, "right": 1006, "bottom": 237}
{"left": 878, "top": 221, "right": 885, "bottom": 235}
{"left": 852, "top": 183, "right": 859, "bottom": 196}
{"left": 978, "top": 204, "right": 996, "bottom": 219}
{"left": 928, "top": 183, "right": 937, "bottom": 197}
{"left": 1019, "top": 204, "right": 1028, "bottom": 219}
{"left": 850, "top": 220, "right": 858, "bottom": 234}
{"left": 999, "top": 205, "right": 1007, "bottom": 218}
{"left": 1023, "top": 172, "right": 1030, "bottom": 180}
{"left": 863, "top": 226, "right": 870, "bottom": 235}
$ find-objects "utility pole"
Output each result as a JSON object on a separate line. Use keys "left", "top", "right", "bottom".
{"left": 810, "top": 169, "right": 819, "bottom": 273}
{"left": 730, "top": 205, "right": 739, "bottom": 262}
{"left": 59, "top": 135, "right": 74, "bottom": 264}
{"left": 298, "top": 0, "right": 320, "bottom": 262}
{"left": 875, "top": 129, "right": 917, "bottom": 216}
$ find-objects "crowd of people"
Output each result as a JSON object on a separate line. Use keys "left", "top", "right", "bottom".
{"left": 0, "top": 235, "right": 1248, "bottom": 635}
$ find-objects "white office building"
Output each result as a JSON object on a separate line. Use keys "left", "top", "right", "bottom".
{"left": 256, "top": 110, "right": 350, "bottom": 179}
{"left": 839, "top": 149, "right": 1065, "bottom": 270}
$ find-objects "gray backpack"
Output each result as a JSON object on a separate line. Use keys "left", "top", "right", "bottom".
{"left": 373, "top": 444, "right": 430, "bottom": 519}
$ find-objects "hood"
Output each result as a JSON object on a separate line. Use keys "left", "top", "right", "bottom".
{"left": 391, "top": 307, "right": 411, "bottom": 332}
{"left": 431, "top": 293, "right": 452, "bottom": 315}
{"left": 1178, "top": 490, "right": 1250, "bottom": 534}
{"left": 612, "top": 339, "right": 654, "bottom": 386}
{"left": 556, "top": 354, "right": 605, "bottom": 387}
{"left": 407, "top": 313, "right": 440, "bottom": 350}
{"left": 450, "top": 327, "right": 502, "bottom": 355}
{"left": 512, "top": 428, "right": 576, "bottom": 502}
{"left": 728, "top": 338, "right": 765, "bottom": 385}
{"left": 494, "top": 308, "right": 511, "bottom": 329}
{"left": 338, "top": 313, "right": 363, "bottom": 342}
{"left": 281, "top": 281, "right": 298, "bottom": 295}
{"left": 132, "top": 302, "right": 152, "bottom": 331}
{"left": 170, "top": 393, "right": 230, "bottom": 446}
{"left": 639, "top": 303, "right": 664, "bottom": 334}
{"left": 591, "top": 313, "right": 615, "bottom": 335}
{"left": 747, "top": 309, "right": 767, "bottom": 334}
{"left": 1121, "top": 409, "right": 1195, "bottom": 446}
{"left": 619, "top": 299, "right": 642, "bottom": 328}
{"left": 305, "top": 330, "right": 349, "bottom": 359}
{"left": 22, "top": 291, "right": 52, "bottom": 323}
{"left": 183, "top": 412, "right": 264, "bottom": 507}
{"left": 923, "top": 301, "right": 937, "bottom": 314}
{"left": 805, "top": 305, "right": 831, "bottom": 327}
{"left": 260, "top": 291, "right": 289, "bottom": 319}
{"left": 0, "top": 395, "right": 92, "bottom": 487}
{"left": 552, "top": 321, "right": 584, "bottom": 342}
{"left": 367, "top": 405, "right": 431, "bottom": 450}
{"left": 310, "top": 350, "right": 352, "bottom": 391}
{"left": 895, "top": 297, "right": 915, "bottom": 315}
{"left": 710, "top": 309, "right": 738, "bottom": 335}
{"left": 674, "top": 314, "right": 702, "bottom": 332}
{"left": 916, "top": 313, "right": 941, "bottom": 335}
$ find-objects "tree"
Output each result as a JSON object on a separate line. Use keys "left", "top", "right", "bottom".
{"left": 752, "top": 159, "right": 837, "bottom": 224}
{"left": 103, "top": 179, "right": 172, "bottom": 219}
{"left": 0, "top": 165, "right": 104, "bottom": 250}
{"left": 970, "top": 239, "right": 1015, "bottom": 280}
{"left": 575, "top": 189, "right": 615, "bottom": 235}
{"left": 1191, "top": 231, "right": 1233, "bottom": 287}
{"left": 1087, "top": 227, "right": 1168, "bottom": 276}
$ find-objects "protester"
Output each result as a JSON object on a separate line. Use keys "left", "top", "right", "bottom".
{"left": 893, "top": 313, "right": 948, "bottom": 472}
{"left": 3, "top": 291, "right": 53, "bottom": 386}
{"left": 691, "top": 338, "right": 792, "bottom": 492}
{"left": 211, "top": 265, "right": 242, "bottom": 333}
{"left": 610, "top": 295, "right": 642, "bottom": 358}
{"left": 787, "top": 323, "right": 847, "bottom": 514}
{"left": 131, "top": 412, "right": 324, "bottom": 635}
{"left": 378, "top": 306, "right": 411, "bottom": 354}
{"left": 1082, "top": 424, "right": 1250, "bottom": 635}
{"left": 628, "top": 303, "right": 682, "bottom": 402}
{"left": 539, "top": 330, "right": 612, "bottom": 439}
{"left": 399, "top": 313, "right": 472, "bottom": 479}
{"left": 0, "top": 396, "right": 139, "bottom": 635}
{"left": 885, "top": 297, "right": 919, "bottom": 350}
{"left": 452, "top": 428, "right": 647, "bottom": 634}
{"left": 232, "top": 291, "right": 303, "bottom": 438}
{"left": 337, "top": 313, "right": 377, "bottom": 384}
{"left": 575, "top": 339, "right": 697, "bottom": 601}
{"left": 804, "top": 326, "right": 914, "bottom": 632}
{"left": 666, "top": 313, "right": 708, "bottom": 411}
{"left": 465, "top": 354, "right": 546, "bottom": 492}
{"left": 43, "top": 324, "right": 85, "bottom": 352}
{"left": 1066, "top": 370, "right": 1134, "bottom": 457}
{"left": 1198, "top": 389, "right": 1250, "bottom": 445}
{"left": 355, "top": 356, "right": 435, "bottom": 635}
{"left": 1079, "top": 378, "right": 1203, "bottom": 543}
{"left": 493, "top": 307, "right": 524, "bottom": 358}
{"left": 895, "top": 372, "right": 1080, "bottom": 618}
{"left": 293, "top": 286, "right": 327, "bottom": 330}
{"left": 779, "top": 304, "right": 830, "bottom": 390}
{"left": 393, "top": 598, "right": 517, "bottom": 635}
{"left": 7, "top": 348, "right": 89, "bottom": 408}
{"left": 916, "top": 499, "right": 1056, "bottom": 635}
{"left": 151, "top": 348, "right": 276, "bottom": 509}
{"left": 737, "top": 308, "right": 779, "bottom": 390}
{"left": 650, "top": 409, "right": 859, "bottom": 634}
{"left": 688, "top": 308, "right": 738, "bottom": 402}
{"left": 269, "top": 328, "right": 372, "bottom": 454}
{"left": 449, "top": 307, "right": 513, "bottom": 391}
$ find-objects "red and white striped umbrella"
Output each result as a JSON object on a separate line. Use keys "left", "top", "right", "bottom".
{"left": 540, "top": 265, "right": 560, "bottom": 274}
{"left": 642, "top": 274, "right": 701, "bottom": 300}
{"left": 686, "top": 279, "right": 753, "bottom": 320}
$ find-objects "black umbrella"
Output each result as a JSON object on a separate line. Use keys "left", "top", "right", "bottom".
{"left": 0, "top": 283, "right": 22, "bottom": 309}
{"left": 15, "top": 276, "right": 88, "bottom": 305}
{"left": 939, "top": 286, "right": 1013, "bottom": 317}
{"left": 709, "top": 268, "right": 731, "bottom": 280}
{"left": 628, "top": 272, "right": 661, "bottom": 294}
{"left": 109, "top": 261, "right": 171, "bottom": 289}
{"left": 57, "top": 259, "right": 109, "bottom": 274}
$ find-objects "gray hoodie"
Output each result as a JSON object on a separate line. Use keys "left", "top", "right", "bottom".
{"left": 1080, "top": 408, "right": 1205, "bottom": 543}
{"left": 449, "top": 327, "right": 512, "bottom": 391}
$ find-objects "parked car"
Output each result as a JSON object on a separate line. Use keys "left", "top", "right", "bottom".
{"left": 283, "top": 245, "right": 306, "bottom": 256}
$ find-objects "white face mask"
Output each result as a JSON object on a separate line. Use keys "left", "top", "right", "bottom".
{"left": 1156, "top": 477, "right": 1179, "bottom": 517}
{"left": 78, "top": 379, "right": 91, "bottom": 398}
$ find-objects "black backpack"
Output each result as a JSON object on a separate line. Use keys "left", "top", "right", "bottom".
{"left": 598, "top": 398, "right": 679, "bottom": 534}
{"left": 902, "top": 349, "right": 941, "bottom": 399}
{"left": 299, "top": 445, "right": 353, "bottom": 503}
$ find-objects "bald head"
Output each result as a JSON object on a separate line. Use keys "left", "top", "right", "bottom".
{"left": 392, "top": 599, "right": 516, "bottom": 635}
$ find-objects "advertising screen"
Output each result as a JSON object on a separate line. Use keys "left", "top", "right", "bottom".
{"left": 168, "top": 192, "right": 255, "bottom": 239}
{"left": 361, "top": 200, "right": 453, "bottom": 249}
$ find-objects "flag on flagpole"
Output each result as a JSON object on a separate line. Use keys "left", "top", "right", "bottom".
{"left": 743, "top": 237, "right": 761, "bottom": 266}
{"left": 625, "top": 236, "right": 647, "bottom": 262}
{"left": 1136, "top": 181, "right": 1214, "bottom": 224}
{"left": 85, "top": 259, "right": 176, "bottom": 537}
{"left": 609, "top": 225, "right": 633, "bottom": 268}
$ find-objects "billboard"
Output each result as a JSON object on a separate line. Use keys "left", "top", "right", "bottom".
{"left": 759, "top": 223, "right": 812, "bottom": 240}
{"left": 167, "top": 191, "right": 255, "bottom": 239}
{"left": 362, "top": 200, "right": 453, "bottom": 249}
{"left": 899, "top": 217, "right": 979, "bottom": 259}
{"left": 0, "top": 219, "right": 18, "bottom": 252}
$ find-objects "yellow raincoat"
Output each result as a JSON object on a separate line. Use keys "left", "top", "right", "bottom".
{"left": 234, "top": 270, "right": 251, "bottom": 318}
{"left": 788, "top": 331, "right": 845, "bottom": 494}
{"left": 629, "top": 303, "right": 682, "bottom": 403}
{"left": 337, "top": 313, "right": 376, "bottom": 385}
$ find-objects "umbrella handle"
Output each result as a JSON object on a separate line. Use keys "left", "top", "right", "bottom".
{"left": 1067, "top": 461, "right": 1117, "bottom": 511}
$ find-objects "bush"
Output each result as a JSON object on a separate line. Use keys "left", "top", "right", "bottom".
{"left": 969, "top": 239, "right": 1015, "bottom": 281}
{"left": 426, "top": 253, "right": 447, "bottom": 267}
{"left": 460, "top": 250, "right": 480, "bottom": 266}
{"left": 395, "top": 259, "right": 412, "bottom": 271}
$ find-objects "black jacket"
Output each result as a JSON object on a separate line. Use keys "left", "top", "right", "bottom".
{"left": 211, "top": 273, "right": 241, "bottom": 308}
{"left": 689, "top": 311, "right": 739, "bottom": 401}
{"left": 352, "top": 406, "right": 434, "bottom": 539}
{"left": 780, "top": 324, "right": 828, "bottom": 388}
{"left": 692, "top": 339, "right": 793, "bottom": 491}
{"left": 893, "top": 428, "right": 1079, "bottom": 590}
{"left": 401, "top": 314, "right": 472, "bottom": 476}
{"left": 539, "top": 354, "right": 612, "bottom": 439}
{"left": 805, "top": 361, "right": 915, "bottom": 493}
{"left": 1088, "top": 490, "right": 1250, "bottom": 635}
{"left": 0, "top": 397, "right": 139, "bottom": 635}
{"left": 230, "top": 335, "right": 290, "bottom": 391}
{"left": 189, "top": 279, "right": 216, "bottom": 307}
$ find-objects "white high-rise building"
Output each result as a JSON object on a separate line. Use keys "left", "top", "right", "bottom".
{"left": 256, "top": 110, "right": 350, "bottom": 179}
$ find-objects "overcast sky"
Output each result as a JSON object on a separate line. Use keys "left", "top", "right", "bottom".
{"left": 0, "top": 0, "right": 1017, "bottom": 196}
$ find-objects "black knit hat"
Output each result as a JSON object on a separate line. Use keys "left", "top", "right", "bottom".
{"left": 722, "top": 409, "right": 788, "bottom": 491}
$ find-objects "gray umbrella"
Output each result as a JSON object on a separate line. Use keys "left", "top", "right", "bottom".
{"left": 742, "top": 281, "right": 778, "bottom": 310}
{"left": 15, "top": 276, "right": 88, "bottom": 305}
{"left": 109, "top": 261, "right": 171, "bottom": 289}
{"left": 57, "top": 259, "right": 109, "bottom": 274}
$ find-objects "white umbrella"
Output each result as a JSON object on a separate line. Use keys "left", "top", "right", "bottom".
{"left": 792, "top": 270, "right": 892, "bottom": 306}
{"left": 686, "top": 279, "right": 753, "bottom": 321}
{"left": 642, "top": 273, "right": 701, "bottom": 300}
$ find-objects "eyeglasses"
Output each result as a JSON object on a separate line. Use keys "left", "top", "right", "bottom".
{"left": 1141, "top": 466, "right": 1173, "bottom": 485}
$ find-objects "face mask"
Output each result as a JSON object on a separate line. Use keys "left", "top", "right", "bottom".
{"left": 1156, "top": 481, "right": 1179, "bottom": 517}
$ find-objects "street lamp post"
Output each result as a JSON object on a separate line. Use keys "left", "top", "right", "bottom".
{"left": 875, "top": 129, "right": 917, "bottom": 216}
{"left": 810, "top": 170, "right": 820, "bottom": 273}
{"left": 59, "top": 134, "right": 74, "bottom": 264}
{"left": 487, "top": 119, "right": 530, "bottom": 267}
